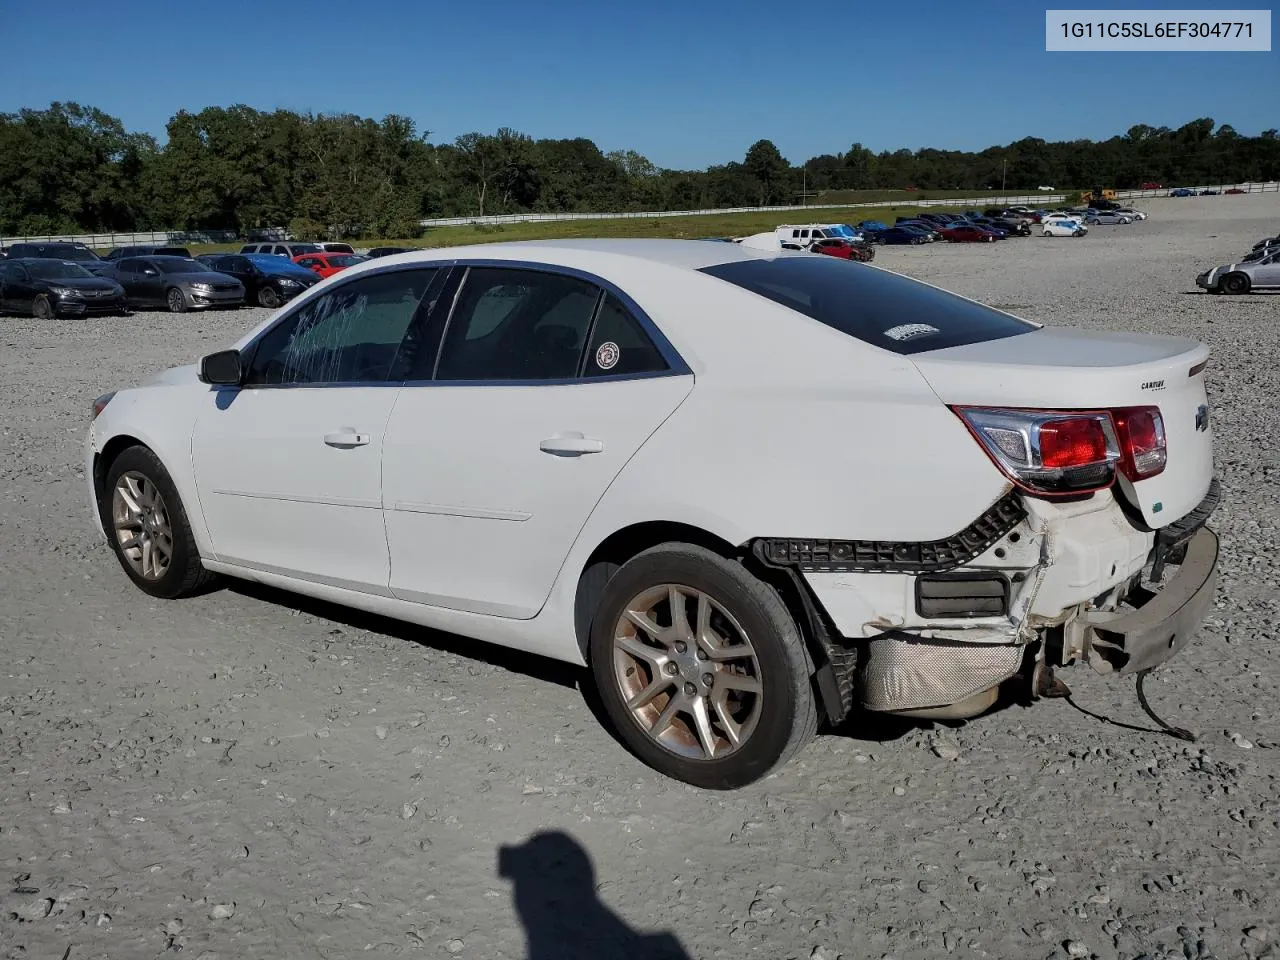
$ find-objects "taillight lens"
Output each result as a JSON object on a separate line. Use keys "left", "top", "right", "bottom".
{"left": 954, "top": 405, "right": 1168, "bottom": 496}
{"left": 1111, "top": 405, "right": 1167, "bottom": 480}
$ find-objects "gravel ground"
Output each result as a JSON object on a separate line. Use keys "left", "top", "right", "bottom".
{"left": 1, "top": 195, "right": 1278, "bottom": 960}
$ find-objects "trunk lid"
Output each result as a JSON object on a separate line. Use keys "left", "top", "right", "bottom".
{"left": 910, "top": 326, "right": 1213, "bottom": 528}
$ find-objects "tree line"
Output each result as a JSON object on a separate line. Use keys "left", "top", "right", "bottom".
{"left": 1, "top": 102, "right": 1277, "bottom": 238}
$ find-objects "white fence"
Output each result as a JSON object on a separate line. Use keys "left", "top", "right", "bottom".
{"left": 415, "top": 195, "right": 1070, "bottom": 228}
{"left": 3, "top": 182, "right": 1276, "bottom": 247}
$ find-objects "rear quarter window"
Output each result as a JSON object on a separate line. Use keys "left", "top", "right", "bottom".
{"left": 699, "top": 256, "right": 1036, "bottom": 355}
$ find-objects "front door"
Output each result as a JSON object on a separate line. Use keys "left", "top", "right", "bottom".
{"left": 382, "top": 266, "right": 693, "bottom": 619}
{"left": 191, "top": 264, "right": 440, "bottom": 593}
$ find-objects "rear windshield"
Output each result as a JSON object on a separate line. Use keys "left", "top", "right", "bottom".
{"left": 699, "top": 256, "right": 1036, "bottom": 356}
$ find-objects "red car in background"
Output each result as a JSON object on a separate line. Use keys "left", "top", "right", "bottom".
{"left": 808, "top": 237, "right": 875, "bottom": 262}
{"left": 939, "top": 223, "right": 1001, "bottom": 243}
{"left": 292, "top": 252, "right": 369, "bottom": 279}
{"left": 1224, "top": 187, "right": 1246, "bottom": 195}
{"left": 1141, "top": 182, "right": 1163, "bottom": 190}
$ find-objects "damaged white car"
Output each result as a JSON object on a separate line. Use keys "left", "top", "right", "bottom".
{"left": 86, "top": 240, "right": 1219, "bottom": 789}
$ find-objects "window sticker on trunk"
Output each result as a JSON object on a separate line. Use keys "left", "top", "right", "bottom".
{"left": 884, "top": 323, "right": 940, "bottom": 342}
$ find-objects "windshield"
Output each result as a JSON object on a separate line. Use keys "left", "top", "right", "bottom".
{"left": 29, "top": 261, "right": 95, "bottom": 279}
{"left": 827, "top": 225, "right": 856, "bottom": 238}
{"left": 699, "top": 256, "right": 1036, "bottom": 356}
{"left": 156, "top": 259, "right": 214, "bottom": 274}
{"left": 289, "top": 244, "right": 322, "bottom": 255}
{"left": 328, "top": 255, "right": 367, "bottom": 267}
{"left": 247, "top": 254, "right": 312, "bottom": 274}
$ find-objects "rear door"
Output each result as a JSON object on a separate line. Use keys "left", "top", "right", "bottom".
{"left": 381, "top": 265, "right": 693, "bottom": 619}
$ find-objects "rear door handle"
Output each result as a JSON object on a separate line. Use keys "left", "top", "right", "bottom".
{"left": 324, "top": 430, "right": 370, "bottom": 448}
{"left": 539, "top": 432, "right": 603, "bottom": 457}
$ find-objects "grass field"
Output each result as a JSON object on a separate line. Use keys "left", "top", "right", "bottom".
{"left": 183, "top": 198, "right": 1068, "bottom": 255}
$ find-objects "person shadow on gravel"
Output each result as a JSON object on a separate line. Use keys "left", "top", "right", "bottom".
{"left": 499, "top": 830, "right": 691, "bottom": 960}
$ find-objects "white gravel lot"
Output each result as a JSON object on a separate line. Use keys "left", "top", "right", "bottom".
{"left": 1, "top": 195, "right": 1278, "bottom": 960}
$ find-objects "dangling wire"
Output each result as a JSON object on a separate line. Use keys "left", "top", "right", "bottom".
{"left": 1134, "top": 669, "right": 1197, "bottom": 742}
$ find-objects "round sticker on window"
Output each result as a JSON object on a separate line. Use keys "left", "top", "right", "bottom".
{"left": 595, "top": 341, "right": 620, "bottom": 370}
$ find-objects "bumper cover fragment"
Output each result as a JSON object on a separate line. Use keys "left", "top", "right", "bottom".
{"left": 1086, "top": 527, "right": 1219, "bottom": 676}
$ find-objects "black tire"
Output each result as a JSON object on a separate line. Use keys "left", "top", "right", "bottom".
{"left": 588, "top": 544, "right": 817, "bottom": 790}
{"left": 102, "top": 445, "right": 217, "bottom": 599}
{"left": 166, "top": 287, "right": 187, "bottom": 313}
{"left": 1221, "top": 273, "right": 1250, "bottom": 295}
{"left": 257, "top": 286, "right": 281, "bottom": 308}
{"left": 32, "top": 295, "right": 54, "bottom": 319}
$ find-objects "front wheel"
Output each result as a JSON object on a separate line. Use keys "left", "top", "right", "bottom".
{"left": 166, "top": 287, "right": 187, "bottom": 313}
{"left": 103, "top": 445, "right": 217, "bottom": 598}
{"left": 257, "top": 286, "right": 281, "bottom": 308}
{"left": 589, "top": 544, "right": 817, "bottom": 790}
{"left": 1221, "top": 273, "right": 1250, "bottom": 295}
{"left": 32, "top": 295, "right": 55, "bottom": 319}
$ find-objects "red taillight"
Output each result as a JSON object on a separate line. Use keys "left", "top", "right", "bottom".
{"left": 91, "top": 392, "right": 116, "bottom": 419}
{"left": 953, "top": 404, "right": 1168, "bottom": 496}
{"left": 1038, "top": 417, "right": 1110, "bottom": 468}
{"left": 1112, "top": 405, "right": 1167, "bottom": 480}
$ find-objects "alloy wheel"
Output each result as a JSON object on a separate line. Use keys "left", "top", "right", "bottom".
{"left": 611, "top": 583, "right": 763, "bottom": 761}
{"left": 111, "top": 471, "right": 173, "bottom": 580}
{"left": 167, "top": 288, "right": 186, "bottom": 312}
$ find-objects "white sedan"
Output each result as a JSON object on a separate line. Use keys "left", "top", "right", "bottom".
{"left": 86, "top": 240, "right": 1220, "bottom": 789}
{"left": 1042, "top": 219, "right": 1088, "bottom": 237}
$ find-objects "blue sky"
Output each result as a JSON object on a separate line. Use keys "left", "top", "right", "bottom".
{"left": 0, "top": 0, "right": 1272, "bottom": 169}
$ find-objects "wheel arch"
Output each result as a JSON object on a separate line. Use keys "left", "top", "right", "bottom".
{"left": 92, "top": 433, "right": 151, "bottom": 534}
{"left": 571, "top": 520, "right": 847, "bottom": 728}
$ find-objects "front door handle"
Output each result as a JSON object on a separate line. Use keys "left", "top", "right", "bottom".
{"left": 324, "top": 430, "right": 370, "bottom": 448}
{"left": 539, "top": 432, "right": 603, "bottom": 457}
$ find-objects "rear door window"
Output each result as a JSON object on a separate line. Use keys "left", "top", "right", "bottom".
{"left": 582, "top": 293, "right": 668, "bottom": 378}
{"left": 699, "top": 256, "right": 1036, "bottom": 355}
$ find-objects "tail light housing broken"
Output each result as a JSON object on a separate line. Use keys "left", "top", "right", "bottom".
{"left": 953, "top": 405, "right": 1166, "bottom": 496}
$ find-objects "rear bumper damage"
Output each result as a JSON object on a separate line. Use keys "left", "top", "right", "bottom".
{"left": 757, "top": 480, "right": 1220, "bottom": 722}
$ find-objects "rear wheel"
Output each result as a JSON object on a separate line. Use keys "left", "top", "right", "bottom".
{"left": 257, "top": 286, "right": 281, "bottom": 308}
{"left": 1222, "top": 273, "right": 1250, "bottom": 295}
{"left": 104, "top": 445, "right": 216, "bottom": 599}
{"left": 32, "top": 295, "right": 54, "bottom": 319}
{"left": 166, "top": 287, "right": 187, "bottom": 313}
{"left": 589, "top": 544, "right": 817, "bottom": 790}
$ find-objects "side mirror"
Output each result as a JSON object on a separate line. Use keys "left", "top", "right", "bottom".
{"left": 199, "top": 349, "right": 244, "bottom": 386}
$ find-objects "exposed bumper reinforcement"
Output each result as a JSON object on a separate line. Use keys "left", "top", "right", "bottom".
{"left": 1086, "top": 527, "right": 1219, "bottom": 676}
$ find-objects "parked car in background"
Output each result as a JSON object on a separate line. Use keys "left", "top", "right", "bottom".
{"left": 1199, "top": 189, "right": 1220, "bottom": 196}
{"left": 239, "top": 242, "right": 324, "bottom": 258}
{"left": 985, "top": 218, "right": 1032, "bottom": 237}
{"left": 968, "top": 218, "right": 1009, "bottom": 239}
{"left": 315, "top": 242, "right": 356, "bottom": 254}
{"left": 895, "top": 221, "right": 942, "bottom": 242}
{"left": 0, "top": 259, "right": 126, "bottom": 317}
{"left": 877, "top": 227, "right": 929, "bottom": 245}
{"left": 85, "top": 239, "right": 1220, "bottom": 789}
{"left": 939, "top": 223, "right": 1000, "bottom": 243}
{"left": 1141, "top": 182, "right": 1163, "bottom": 189}
{"left": 1224, "top": 188, "right": 1246, "bottom": 195}
{"left": 365, "top": 246, "right": 415, "bottom": 258}
{"left": 1170, "top": 188, "right": 1195, "bottom": 197}
{"left": 1042, "top": 219, "right": 1088, "bottom": 237}
{"left": 196, "top": 253, "right": 321, "bottom": 308}
{"left": 293, "top": 252, "right": 370, "bottom": 279}
{"left": 1113, "top": 208, "right": 1147, "bottom": 221}
{"left": 103, "top": 245, "right": 192, "bottom": 261}
{"left": 5, "top": 241, "right": 111, "bottom": 275}
{"left": 100, "top": 256, "right": 244, "bottom": 313}
{"left": 808, "top": 238, "right": 874, "bottom": 262}
{"left": 1086, "top": 210, "right": 1134, "bottom": 225}
{"left": 1197, "top": 251, "right": 1280, "bottom": 293}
